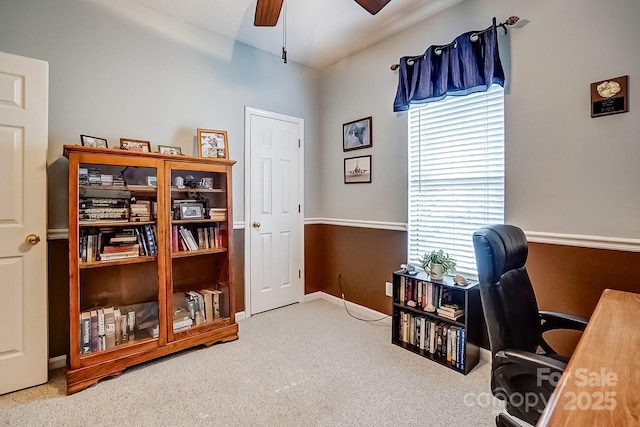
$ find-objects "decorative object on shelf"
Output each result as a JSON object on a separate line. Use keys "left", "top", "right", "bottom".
{"left": 197, "top": 128, "right": 228, "bottom": 159}
{"left": 80, "top": 134, "right": 108, "bottom": 148}
{"left": 146, "top": 176, "right": 157, "bottom": 187}
{"left": 158, "top": 145, "right": 182, "bottom": 155}
{"left": 173, "top": 176, "right": 184, "bottom": 188}
{"left": 591, "top": 75, "right": 628, "bottom": 117}
{"left": 120, "top": 138, "right": 151, "bottom": 152}
{"left": 419, "top": 249, "right": 456, "bottom": 280}
{"left": 199, "top": 177, "right": 214, "bottom": 189}
{"left": 344, "top": 155, "right": 372, "bottom": 184}
{"left": 453, "top": 275, "right": 469, "bottom": 286}
{"left": 343, "top": 116, "right": 372, "bottom": 151}
{"left": 180, "top": 202, "right": 205, "bottom": 220}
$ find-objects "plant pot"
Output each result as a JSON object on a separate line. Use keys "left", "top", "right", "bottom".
{"left": 430, "top": 263, "right": 444, "bottom": 280}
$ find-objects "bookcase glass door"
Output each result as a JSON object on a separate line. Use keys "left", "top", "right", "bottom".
{"left": 168, "top": 166, "right": 230, "bottom": 335}
{"left": 77, "top": 162, "right": 160, "bottom": 356}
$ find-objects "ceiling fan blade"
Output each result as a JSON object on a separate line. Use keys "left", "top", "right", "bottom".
{"left": 254, "top": 0, "right": 284, "bottom": 26}
{"left": 354, "top": 0, "right": 391, "bottom": 15}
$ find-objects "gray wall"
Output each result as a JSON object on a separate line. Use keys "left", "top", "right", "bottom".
{"left": 0, "top": 0, "right": 321, "bottom": 228}
{"left": 318, "top": 0, "right": 640, "bottom": 239}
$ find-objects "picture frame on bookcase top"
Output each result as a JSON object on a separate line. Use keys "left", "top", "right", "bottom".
{"left": 120, "top": 138, "right": 151, "bottom": 152}
{"left": 80, "top": 134, "right": 108, "bottom": 148}
{"left": 158, "top": 145, "right": 183, "bottom": 155}
{"left": 197, "top": 128, "right": 228, "bottom": 159}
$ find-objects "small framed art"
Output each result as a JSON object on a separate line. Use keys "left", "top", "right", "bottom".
{"left": 120, "top": 138, "right": 151, "bottom": 152}
{"left": 343, "top": 116, "right": 372, "bottom": 151}
{"left": 180, "top": 203, "right": 205, "bottom": 220}
{"left": 344, "top": 155, "right": 372, "bottom": 184}
{"left": 158, "top": 145, "right": 182, "bottom": 155}
{"left": 197, "top": 128, "right": 228, "bottom": 159}
{"left": 80, "top": 134, "right": 108, "bottom": 148}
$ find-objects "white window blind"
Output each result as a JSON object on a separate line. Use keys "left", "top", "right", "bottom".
{"left": 408, "top": 86, "right": 505, "bottom": 278}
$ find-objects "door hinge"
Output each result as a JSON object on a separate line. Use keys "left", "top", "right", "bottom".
{"left": 298, "top": 269, "right": 301, "bottom": 278}
{"left": 298, "top": 139, "right": 301, "bottom": 148}
{"left": 298, "top": 204, "right": 301, "bottom": 213}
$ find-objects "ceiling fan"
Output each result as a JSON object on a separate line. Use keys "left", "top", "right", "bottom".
{"left": 254, "top": 0, "right": 391, "bottom": 26}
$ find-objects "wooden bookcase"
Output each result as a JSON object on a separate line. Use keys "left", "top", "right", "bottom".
{"left": 64, "top": 145, "right": 238, "bottom": 394}
{"left": 391, "top": 269, "right": 481, "bottom": 374}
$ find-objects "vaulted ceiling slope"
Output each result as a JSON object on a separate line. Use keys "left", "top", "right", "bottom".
{"left": 127, "top": 0, "right": 464, "bottom": 69}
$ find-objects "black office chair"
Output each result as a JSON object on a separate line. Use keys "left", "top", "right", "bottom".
{"left": 472, "top": 224, "right": 588, "bottom": 426}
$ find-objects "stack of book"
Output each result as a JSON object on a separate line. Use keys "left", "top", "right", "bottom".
{"left": 130, "top": 200, "right": 151, "bottom": 222}
{"left": 79, "top": 197, "right": 129, "bottom": 222}
{"left": 208, "top": 208, "right": 226, "bottom": 221}
{"left": 436, "top": 304, "right": 464, "bottom": 320}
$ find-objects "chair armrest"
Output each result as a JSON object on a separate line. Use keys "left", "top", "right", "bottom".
{"left": 539, "top": 310, "right": 588, "bottom": 332}
{"left": 496, "top": 349, "right": 567, "bottom": 373}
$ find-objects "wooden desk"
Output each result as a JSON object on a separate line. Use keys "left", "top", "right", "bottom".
{"left": 537, "top": 289, "right": 640, "bottom": 426}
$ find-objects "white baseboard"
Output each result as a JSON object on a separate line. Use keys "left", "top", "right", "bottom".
{"left": 235, "top": 311, "right": 246, "bottom": 321}
{"left": 48, "top": 355, "right": 66, "bottom": 371}
{"left": 304, "top": 291, "right": 392, "bottom": 325}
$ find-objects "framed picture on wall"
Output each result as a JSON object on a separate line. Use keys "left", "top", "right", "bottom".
{"left": 343, "top": 116, "right": 372, "bottom": 151}
{"left": 197, "top": 128, "right": 228, "bottom": 159}
{"left": 344, "top": 155, "right": 372, "bottom": 184}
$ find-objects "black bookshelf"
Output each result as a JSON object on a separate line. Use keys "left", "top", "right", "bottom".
{"left": 391, "top": 269, "right": 481, "bottom": 374}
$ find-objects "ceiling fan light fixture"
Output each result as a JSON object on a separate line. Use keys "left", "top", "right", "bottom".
{"left": 254, "top": 0, "right": 284, "bottom": 26}
{"left": 354, "top": 0, "right": 392, "bottom": 15}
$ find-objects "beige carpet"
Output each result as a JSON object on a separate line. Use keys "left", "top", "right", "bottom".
{"left": 0, "top": 299, "right": 505, "bottom": 426}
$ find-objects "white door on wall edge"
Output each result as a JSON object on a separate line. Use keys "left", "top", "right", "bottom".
{"left": 245, "top": 107, "right": 304, "bottom": 316}
{"left": 0, "top": 51, "right": 49, "bottom": 395}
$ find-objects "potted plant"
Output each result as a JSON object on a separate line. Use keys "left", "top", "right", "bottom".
{"left": 419, "top": 249, "right": 456, "bottom": 280}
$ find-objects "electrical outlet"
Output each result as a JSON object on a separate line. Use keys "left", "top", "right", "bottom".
{"left": 385, "top": 281, "right": 393, "bottom": 297}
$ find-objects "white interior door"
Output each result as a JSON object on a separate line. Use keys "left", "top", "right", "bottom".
{"left": 0, "top": 51, "right": 49, "bottom": 395}
{"left": 245, "top": 107, "right": 304, "bottom": 315}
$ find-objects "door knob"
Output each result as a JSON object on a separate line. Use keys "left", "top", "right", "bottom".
{"left": 252, "top": 222, "right": 261, "bottom": 228}
{"left": 25, "top": 234, "right": 41, "bottom": 245}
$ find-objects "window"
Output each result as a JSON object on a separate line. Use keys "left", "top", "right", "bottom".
{"left": 408, "top": 85, "right": 505, "bottom": 277}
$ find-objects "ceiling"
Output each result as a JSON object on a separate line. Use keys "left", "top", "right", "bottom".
{"left": 127, "top": 0, "right": 463, "bottom": 69}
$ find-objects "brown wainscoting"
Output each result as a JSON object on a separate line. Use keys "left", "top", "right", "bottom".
{"left": 46, "top": 229, "right": 245, "bottom": 358}
{"left": 304, "top": 225, "right": 640, "bottom": 355}
{"left": 304, "top": 224, "right": 407, "bottom": 315}
{"left": 527, "top": 242, "right": 640, "bottom": 355}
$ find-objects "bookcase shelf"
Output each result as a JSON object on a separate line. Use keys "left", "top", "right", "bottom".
{"left": 79, "top": 255, "right": 157, "bottom": 269}
{"left": 171, "top": 248, "right": 227, "bottom": 258}
{"left": 391, "top": 269, "right": 481, "bottom": 375}
{"left": 64, "top": 145, "right": 238, "bottom": 394}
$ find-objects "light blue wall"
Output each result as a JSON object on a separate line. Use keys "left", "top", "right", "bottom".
{"left": 0, "top": 0, "right": 321, "bottom": 228}
{"left": 319, "top": 0, "right": 640, "bottom": 239}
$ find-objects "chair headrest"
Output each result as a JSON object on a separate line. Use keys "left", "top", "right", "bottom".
{"left": 473, "top": 224, "right": 528, "bottom": 284}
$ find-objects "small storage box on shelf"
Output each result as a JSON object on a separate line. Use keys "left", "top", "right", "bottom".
{"left": 391, "top": 269, "right": 481, "bottom": 374}
{"left": 64, "top": 145, "right": 237, "bottom": 394}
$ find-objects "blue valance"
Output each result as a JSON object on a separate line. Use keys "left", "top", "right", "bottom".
{"left": 393, "top": 20, "right": 505, "bottom": 112}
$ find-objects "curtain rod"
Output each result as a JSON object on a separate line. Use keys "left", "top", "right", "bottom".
{"left": 390, "top": 16, "right": 520, "bottom": 71}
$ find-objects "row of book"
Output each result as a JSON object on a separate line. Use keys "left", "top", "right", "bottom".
{"left": 79, "top": 225, "right": 158, "bottom": 262}
{"left": 172, "top": 224, "right": 225, "bottom": 252}
{"left": 79, "top": 196, "right": 157, "bottom": 223}
{"left": 398, "top": 276, "right": 464, "bottom": 315}
{"left": 398, "top": 312, "right": 467, "bottom": 370}
{"left": 172, "top": 288, "right": 228, "bottom": 332}
{"left": 79, "top": 168, "right": 125, "bottom": 188}
{"left": 79, "top": 302, "right": 158, "bottom": 354}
